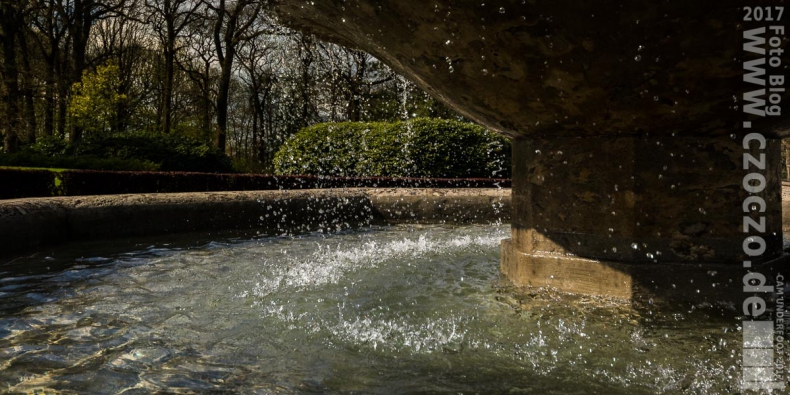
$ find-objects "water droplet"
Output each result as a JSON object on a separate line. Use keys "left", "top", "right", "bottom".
{"left": 634, "top": 55, "right": 642, "bottom": 62}
{"left": 499, "top": 7, "right": 506, "bottom": 13}
{"left": 631, "top": 243, "right": 638, "bottom": 250}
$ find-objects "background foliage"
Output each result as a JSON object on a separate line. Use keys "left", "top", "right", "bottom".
{"left": 0, "top": 1, "right": 498, "bottom": 177}
{"left": 1, "top": 132, "right": 230, "bottom": 172}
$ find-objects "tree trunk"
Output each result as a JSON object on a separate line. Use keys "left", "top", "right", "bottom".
{"left": 44, "top": 53, "right": 55, "bottom": 136}
{"left": 347, "top": 52, "right": 367, "bottom": 122}
{"left": 18, "top": 31, "right": 37, "bottom": 143}
{"left": 0, "top": 3, "right": 21, "bottom": 153}
{"left": 216, "top": 52, "right": 233, "bottom": 153}
{"left": 68, "top": 0, "right": 92, "bottom": 144}
{"left": 299, "top": 36, "right": 313, "bottom": 129}
{"left": 201, "top": 60, "right": 211, "bottom": 141}
{"left": 56, "top": 41, "right": 69, "bottom": 137}
{"left": 161, "top": 26, "right": 175, "bottom": 134}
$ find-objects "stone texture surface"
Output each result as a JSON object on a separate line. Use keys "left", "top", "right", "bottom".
{"left": 502, "top": 238, "right": 786, "bottom": 303}
{"left": 273, "top": 0, "right": 788, "bottom": 139}
{"left": 503, "top": 135, "right": 784, "bottom": 299}
{"left": 510, "top": 136, "right": 783, "bottom": 264}
{"left": 0, "top": 188, "right": 510, "bottom": 258}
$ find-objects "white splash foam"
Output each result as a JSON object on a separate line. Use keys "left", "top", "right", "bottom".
{"left": 252, "top": 230, "right": 504, "bottom": 296}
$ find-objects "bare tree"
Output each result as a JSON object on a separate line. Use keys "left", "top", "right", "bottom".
{"left": 204, "top": 0, "right": 264, "bottom": 152}
{"left": 29, "top": 0, "right": 69, "bottom": 137}
{"left": 145, "top": 0, "right": 200, "bottom": 134}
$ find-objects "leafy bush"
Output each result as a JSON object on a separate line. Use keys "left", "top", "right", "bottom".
{"left": 232, "top": 157, "right": 266, "bottom": 174}
{"left": 68, "top": 62, "right": 128, "bottom": 135}
{"left": 5, "top": 132, "right": 231, "bottom": 172}
{"left": 72, "top": 131, "right": 233, "bottom": 172}
{"left": 274, "top": 118, "right": 510, "bottom": 178}
{"left": 0, "top": 151, "right": 159, "bottom": 171}
{"left": 27, "top": 136, "right": 69, "bottom": 157}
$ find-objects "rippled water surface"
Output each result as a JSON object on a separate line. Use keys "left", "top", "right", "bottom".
{"left": 0, "top": 224, "right": 752, "bottom": 394}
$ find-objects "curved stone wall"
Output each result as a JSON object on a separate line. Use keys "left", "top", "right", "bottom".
{"left": 0, "top": 189, "right": 510, "bottom": 258}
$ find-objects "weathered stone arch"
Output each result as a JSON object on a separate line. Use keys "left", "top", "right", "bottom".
{"left": 274, "top": 0, "right": 787, "bottom": 300}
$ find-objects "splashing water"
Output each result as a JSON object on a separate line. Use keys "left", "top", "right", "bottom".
{"left": 0, "top": 225, "right": 753, "bottom": 393}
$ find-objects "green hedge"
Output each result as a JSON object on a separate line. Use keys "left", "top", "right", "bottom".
{"left": 0, "top": 168, "right": 60, "bottom": 199}
{"left": 0, "top": 151, "right": 159, "bottom": 171}
{"left": 73, "top": 132, "right": 233, "bottom": 172}
{"left": 273, "top": 118, "right": 510, "bottom": 178}
{"left": 1, "top": 133, "right": 233, "bottom": 173}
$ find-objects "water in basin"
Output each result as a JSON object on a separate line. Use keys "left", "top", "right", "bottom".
{"left": 0, "top": 224, "right": 745, "bottom": 394}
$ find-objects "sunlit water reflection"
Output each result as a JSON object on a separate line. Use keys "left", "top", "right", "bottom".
{"left": 0, "top": 225, "right": 755, "bottom": 394}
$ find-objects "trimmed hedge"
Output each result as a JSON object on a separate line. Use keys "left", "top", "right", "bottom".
{"left": 274, "top": 118, "right": 511, "bottom": 178}
{"left": 0, "top": 169, "right": 59, "bottom": 199}
{"left": 73, "top": 132, "right": 233, "bottom": 172}
{"left": 0, "top": 151, "right": 159, "bottom": 171}
{"left": 1, "top": 133, "right": 232, "bottom": 173}
{"left": 0, "top": 168, "right": 511, "bottom": 199}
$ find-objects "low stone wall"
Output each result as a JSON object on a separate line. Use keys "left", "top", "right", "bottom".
{"left": 0, "top": 188, "right": 510, "bottom": 257}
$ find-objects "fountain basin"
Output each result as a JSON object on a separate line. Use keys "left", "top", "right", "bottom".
{"left": 0, "top": 188, "right": 510, "bottom": 257}
{"left": 0, "top": 223, "right": 751, "bottom": 394}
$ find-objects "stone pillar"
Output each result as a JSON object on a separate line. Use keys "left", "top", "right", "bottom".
{"left": 502, "top": 135, "right": 783, "bottom": 300}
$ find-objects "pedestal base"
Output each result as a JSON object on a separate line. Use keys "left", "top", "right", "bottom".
{"left": 502, "top": 239, "right": 788, "bottom": 303}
